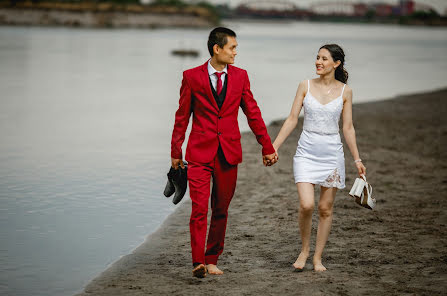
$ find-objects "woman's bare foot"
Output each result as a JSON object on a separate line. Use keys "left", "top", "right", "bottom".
{"left": 206, "top": 264, "right": 223, "bottom": 275}
{"left": 292, "top": 252, "right": 309, "bottom": 271}
{"left": 313, "top": 258, "right": 327, "bottom": 272}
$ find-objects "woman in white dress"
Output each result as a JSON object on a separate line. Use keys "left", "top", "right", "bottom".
{"left": 272, "top": 44, "right": 366, "bottom": 272}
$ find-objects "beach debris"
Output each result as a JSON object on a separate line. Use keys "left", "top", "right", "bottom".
{"left": 171, "top": 49, "right": 199, "bottom": 57}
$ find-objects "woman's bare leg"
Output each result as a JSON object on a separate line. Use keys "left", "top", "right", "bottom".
{"left": 314, "top": 186, "right": 337, "bottom": 271}
{"left": 294, "top": 182, "right": 315, "bottom": 270}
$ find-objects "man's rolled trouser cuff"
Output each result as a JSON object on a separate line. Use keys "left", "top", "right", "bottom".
{"left": 205, "top": 255, "right": 218, "bottom": 265}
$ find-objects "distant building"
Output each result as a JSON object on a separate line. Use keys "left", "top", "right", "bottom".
{"left": 241, "top": 0, "right": 296, "bottom": 11}
{"left": 233, "top": 0, "right": 440, "bottom": 19}
{"left": 353, "top": 3, "right": 368, "bottom": 17}
{"left": 374, "top": 3, "right": 394, "bottom": 17}
{"left": 399, "top": 0, "right": 415, "bottom": 16}
{"left": 309, "top": 2, "right": 355, "bottom": 16}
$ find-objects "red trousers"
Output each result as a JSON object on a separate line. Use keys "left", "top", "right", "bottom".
{"left": 188, "top": 147, "right": 238, "bottom": 265}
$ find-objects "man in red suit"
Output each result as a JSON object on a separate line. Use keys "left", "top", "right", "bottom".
{"left": 170, "top": 27, "right": 278, "bottom": 278}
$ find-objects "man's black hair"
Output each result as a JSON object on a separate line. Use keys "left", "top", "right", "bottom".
{"left": 207, "top": 27, "right": 237, "bottom": 57}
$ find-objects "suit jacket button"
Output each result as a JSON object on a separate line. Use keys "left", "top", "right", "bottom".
{"left": 218, "top": 116, "right": 222, "bottom": 119}
{"left": 218, "top": 132, "right": 221, "bottom": 135}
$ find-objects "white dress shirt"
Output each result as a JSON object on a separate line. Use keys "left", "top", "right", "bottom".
{"left": 207, "top": 60, "right": 227, "bottom": 91}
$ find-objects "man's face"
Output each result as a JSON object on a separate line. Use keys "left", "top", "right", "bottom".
{"left": 214, "top": 36, "right": 238, "bottom": 64}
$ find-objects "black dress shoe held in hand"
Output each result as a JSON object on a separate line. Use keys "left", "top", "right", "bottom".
{"left": 172, "top": 164, "right": 187, "bottom": 205}
{"left": 163, "top": 168, "right": 175, "bottom": 197}
{"left": 163, "top": 164, "right": 188, "bottom": 205}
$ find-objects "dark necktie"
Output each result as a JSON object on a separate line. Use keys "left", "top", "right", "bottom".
{"left": 215, "top": 72, "right": 224, "bottom": 95}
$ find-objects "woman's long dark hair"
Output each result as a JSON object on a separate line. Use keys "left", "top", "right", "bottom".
{"left": 319, "top": 44, "right": 348, "bottom": 84}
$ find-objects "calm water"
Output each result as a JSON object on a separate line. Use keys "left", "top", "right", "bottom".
{"left": 0, "top": 22, "right": 446, "bottom": 296}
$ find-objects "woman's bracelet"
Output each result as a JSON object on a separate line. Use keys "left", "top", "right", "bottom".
{"left": 354, "top": 159, "right": 362, "bottom": 163}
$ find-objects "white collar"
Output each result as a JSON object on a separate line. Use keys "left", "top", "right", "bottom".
{"left": 208, "top": 60, "right": 228, "bottom": 76}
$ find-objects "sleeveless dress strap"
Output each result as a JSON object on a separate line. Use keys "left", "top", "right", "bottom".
{"left": 307, "top": 79, "right": 310, "bottom": 93}
{"left": 341, "top": 84, "right": 346, "bottom": 97}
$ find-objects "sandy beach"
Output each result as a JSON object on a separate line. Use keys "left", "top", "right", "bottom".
{"left": 76, "top": 88, "right": 447, "bottom": 296}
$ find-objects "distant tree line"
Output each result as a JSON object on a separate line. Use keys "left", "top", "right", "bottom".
{"left": 2, "top": 0, "right": 217, "bottom": 6}
{"left": 0, "top": 0, "right": 221, "bottom": 24}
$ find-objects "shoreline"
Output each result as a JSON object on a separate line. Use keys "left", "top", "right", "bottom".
{"left": 76, "top": 88, "right": 447, "bottom": 295}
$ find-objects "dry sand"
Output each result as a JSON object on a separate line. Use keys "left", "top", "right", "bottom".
{"left": 77, "top": 88, "right": 447, "bottom": 295}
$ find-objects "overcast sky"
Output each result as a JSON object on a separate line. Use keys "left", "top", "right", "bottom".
{"left": 204, "top": 0, "right": 447, "bottom": 15}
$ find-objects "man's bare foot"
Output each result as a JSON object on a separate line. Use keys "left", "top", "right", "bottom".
{"left": 292, "top": 252, "right": 309, "bottom": 271}
{"left": 192, "top": 264, "right": 207, "bottom": 278}
{"left": 313, "top": 259, "right": 327, "bottom": 272}
{"left": 206, "top": 264, "right": 223, "bottom": 275}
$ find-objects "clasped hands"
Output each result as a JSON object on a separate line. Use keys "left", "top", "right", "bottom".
{"left": 172, "top": 151, "right": 278, "bottom": 169}
{"left": 263, "top": 151, "right": 278, "bottom": 167}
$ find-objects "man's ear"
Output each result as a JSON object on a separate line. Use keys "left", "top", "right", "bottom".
{"left": 213, "top": 44, "right": 220, "bottom": 56}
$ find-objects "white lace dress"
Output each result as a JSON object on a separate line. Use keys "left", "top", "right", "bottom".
{"left": 293, "top": 80, "right": 346, "bottom": 189}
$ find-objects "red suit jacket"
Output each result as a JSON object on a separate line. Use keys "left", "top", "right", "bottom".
{"left": 171, "top": 61, "right": 275, "bottom": 165}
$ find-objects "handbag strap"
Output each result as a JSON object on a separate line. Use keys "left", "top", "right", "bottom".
{"left": 360, "top": 174, "right": 367, "bottom": 182}
{"left": 360, "top": 174, "right": 373, "bottom": 196}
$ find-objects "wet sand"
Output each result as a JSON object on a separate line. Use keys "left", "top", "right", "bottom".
{"left": 77, "top": 88, "right": 447, "bottom": 295}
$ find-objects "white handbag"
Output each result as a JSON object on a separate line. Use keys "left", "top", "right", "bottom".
{"left": 349, "top": 174, "right": 376, "bottom": 210}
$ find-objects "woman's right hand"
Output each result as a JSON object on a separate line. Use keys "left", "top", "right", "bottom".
{"left": 356, "top": 161, "right": 366, "bottom": 176}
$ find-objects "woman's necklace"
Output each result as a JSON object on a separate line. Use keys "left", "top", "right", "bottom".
{"left": 318, "top": 80, "right": 337, "bottom": 97}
